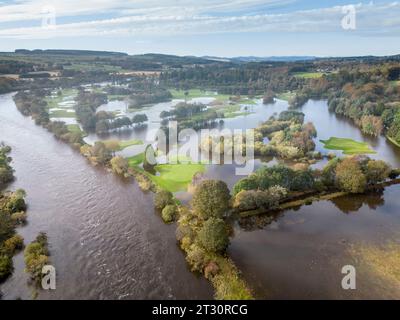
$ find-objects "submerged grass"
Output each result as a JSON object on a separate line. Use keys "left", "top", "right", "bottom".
{"left": 275, "top": 91, "right": 295, "bottom": 101}
{"left": 350, "top": 242, "right": 400, "bottom": 286}
{"left": 320, "top": 137, "right": 376, "bottom": 155}
{"left": 49, "top": 109, "right": 76, "bottom": 118}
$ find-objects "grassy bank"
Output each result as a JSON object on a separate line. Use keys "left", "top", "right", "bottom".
{"left": 320, "top": 137, "right": 376, "bottom": 155}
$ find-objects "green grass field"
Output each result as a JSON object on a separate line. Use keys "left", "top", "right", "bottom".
{"left": 45, "top": 89, "right": 77, "bottom": 109}
{"left": 103, "top": 139, "right": 143, "bottom": 151}
{"left": 320, "top": 137, "right": 376, "bottom": 155}
{"left": 67, "top": 124, "right": 87, "bottom": 138}
{"left": 293, "top": 72, "right": 325, "bottom": 79}
{"left": 49, "top": 109, "right": 76, "bottom": 118}
{"left": 126, "top": 153, "right": 206, "bottom": 192}
{"left": 276, "top": 91, "right": 296, "bottom": 101}
{"left": 127, "top": 153, "right": 145, "bottom": 167}
{"left": 150, "top": 163, "right": 206, "bottom": 192}
{"left": 170, "top": 89, "right": 230, "bottom": 100}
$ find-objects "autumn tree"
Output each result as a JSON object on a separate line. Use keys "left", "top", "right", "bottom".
{"left": 191, "top": 180, "right": 230, "bottom": 220}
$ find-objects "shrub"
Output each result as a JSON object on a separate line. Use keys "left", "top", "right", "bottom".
{"left": 110, "top": 156, "right": 129, "bottom": 176}
{"left": 10, "top": 211, "right": 27, "bottom": 225}
{"left": 161, "top": 205, "right": 177, "bottom": 223}
{"left": 335, "top": 157, "right": 367, "bottom": 193}
{"left": 232, "top": 176, "right": 258, "bottom": 195}
{"left": 154, "top": 190, "right": 173, "bottom": 210}
{"left": 0, "top": 255, "right": 13, "bottom": 280}
{"left": 185, "top": 244, "right": 209, "bottom": 273}
{"left": 192, "top": 180, "right": 231, "bottom": 220}
{"left": 24, "top": 233, "right": 49, "bottom": 283}
{"left": 198, "top": 218, "right": 229, "bottom": 253}
{"left": 365, "top": 160, "right": 391, "bottom": 184}
{"left": 3, "top": 234, "right": 24, "bottom": 255}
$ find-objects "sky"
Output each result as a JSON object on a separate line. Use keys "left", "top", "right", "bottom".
{"left": 0, "top": 0, "right": 399, "bottom": 57}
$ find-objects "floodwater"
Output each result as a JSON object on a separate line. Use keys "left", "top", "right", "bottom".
{"left": 0, "top": 93, "right": 212, "bottom": 300}
{"left": 229, "top": 99, "right": 400, "bottom": 299}
{"left": 1, "top": 92, "right": 400, "bottom": 300}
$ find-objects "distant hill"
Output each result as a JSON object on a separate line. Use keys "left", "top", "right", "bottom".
{"left": 14, "top": 49, "right": 128, "bottom": 57}
{"left": 202, "top": 56, "right": 317, "bottom": 63}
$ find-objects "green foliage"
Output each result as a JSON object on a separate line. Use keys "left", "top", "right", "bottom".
{"left": 0, "top": 144, "right": 14, "bottom": 188}
{"left": 154, "top": 190, "right": 173, "bottom": 210}
{"left": 192, "top": 180, "right": 231, "bottom": 220}
{"left": 110, "top": 156, "right": 129, "bottom": 176}
{"left": 161, "top": 205, "right": 177, "bottom": 223}
{"left": 24, "top": 233, "right": 49, "bottom": 284}
{"left": 198, "top": 218, "right": 229, "bottom": 253}
{"left": 335, "top": 157, "right": 367, "bottom": 193}
{"left": 278, "top": 110, "right": 305, "bottom": 124}
{"left": 132, "top": 113, "right": 148, "bottom": 125}
{"left": 3, "top": 234, "right": 24, "bottom": 255}
{"left": 232, "top": 176, "right": 258, "bottom": 195}
{"left": 365, "top": 160, "right": 391, "bottom": 184}
{"left": 233, "top": 186, "right": 287, "bottom": 211}
{"left": 0, "top": 255, "right": 13, "bottom": 280}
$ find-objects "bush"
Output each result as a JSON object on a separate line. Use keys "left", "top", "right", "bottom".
{"left": 365, "top": 160, "right": 391, "bottom": 184}
{"left": 198, "top": 218, "right": 229, "bottom": 253}
{"left": 232, "top": 176, "right": 258, "bottom": 195}
{"left": 185, "top": 244, "right": 209, "bottom": 273}
{"left": 24, "top": 233, "right": 49, "bottom": 283}
{"left": 3, "top": 234, "right": 24, "bottom": 255}
{"left": 192, "top": 180, "right": 231, "bottom": 220}
{"left": 154, "top": 190, "right": 173, "bottom": 210}
{"left": 110, "top": 156, "right": 129, "bottom": 176}
{"left": 335, "top": 157, "right": 367, "bottom": 193}
{"left": 0, "top": 255, "right": 13, "bottom": 280}
{"left": 161, "top": 205, "right": 177, "bottom": 223}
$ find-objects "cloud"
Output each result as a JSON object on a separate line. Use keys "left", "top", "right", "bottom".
{"left": 0, "top": 1, "right": 399, "bottom": 39}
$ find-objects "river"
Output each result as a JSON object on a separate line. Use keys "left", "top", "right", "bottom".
{"left": 0, "top": 93, "right": 212, "bottom": 300}
{"left": 1, "top": 93, "right": 400, "bottom": 299}
{"left": 229, "top": 99, "right": 400, "bottom": 299}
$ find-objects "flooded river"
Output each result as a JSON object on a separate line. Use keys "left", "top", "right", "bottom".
{"left": 1, "top": 92, "right": 400, "bottom": 299}
{"left": 0, "top": 93, "right": 212, "bottom": 300}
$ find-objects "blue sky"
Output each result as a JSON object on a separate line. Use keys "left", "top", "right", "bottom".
{"left": 0, "top": 0, "right": 399, "bottom": 57}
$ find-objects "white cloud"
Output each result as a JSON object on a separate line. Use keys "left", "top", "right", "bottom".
{"left": 0, "top": 1, "right": 399, "bottom": 39}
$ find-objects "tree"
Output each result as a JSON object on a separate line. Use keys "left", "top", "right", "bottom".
{"left": 91, "top": 141, "right": 112, "bottom": 165}
{"left": 104, "top": 140, "right": 121, "bottom": 156}
{"left": 192, "top": 180, "right": 230, "bottom": 220}
{"left": 365, "top": 160, "right": 391, "bottom": 184}
{"left": 335, "top": 157, "right": 367, "bottom": 193}
{"left": 161, "top": 205, "right": 177, "bottom": 223}
{"left": 132, "top": 114, "right": 148, "bottom": 126}
{"left": 0, "top": 255, "right": 12, "bottom": 280}
{"left": 154, "top": 190, "right": 173, "bottom": 210}
{"left": 110, "top": 156, "right": 129, "bottom": 176}
{"left": 232, "top": 176, "right": 258, "bottom": 195}
{"left": 197, "top": 218, "right": 229, "bottom": 253}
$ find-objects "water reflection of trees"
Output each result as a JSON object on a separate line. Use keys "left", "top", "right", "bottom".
{"left": 238, "top": 211, "right": 280, "bottom": 231}
{"left": 238, "top": 190, "right": 386, "bottom": 230}
{"left": 330, "top": 190, "right": 385, "bottom": 214}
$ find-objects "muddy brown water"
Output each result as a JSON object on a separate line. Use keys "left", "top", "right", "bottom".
{"left": 1, "top": 93, "right": 400, "bottom": 299}
{"left": 0, "top": 93, "right": 212, "bottom": 300}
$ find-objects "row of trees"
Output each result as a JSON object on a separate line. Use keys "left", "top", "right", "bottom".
{"left": 0, "top": 147, "right": 27, "bottom": 282}
{"left": 0, "top": 144, "right": 14, "bottom": 189}
{"left": 95, "top": 114, "right": 148, "bottom": 134}
{"left": 232, "top": 155, "right": 395, "bottom": 212}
